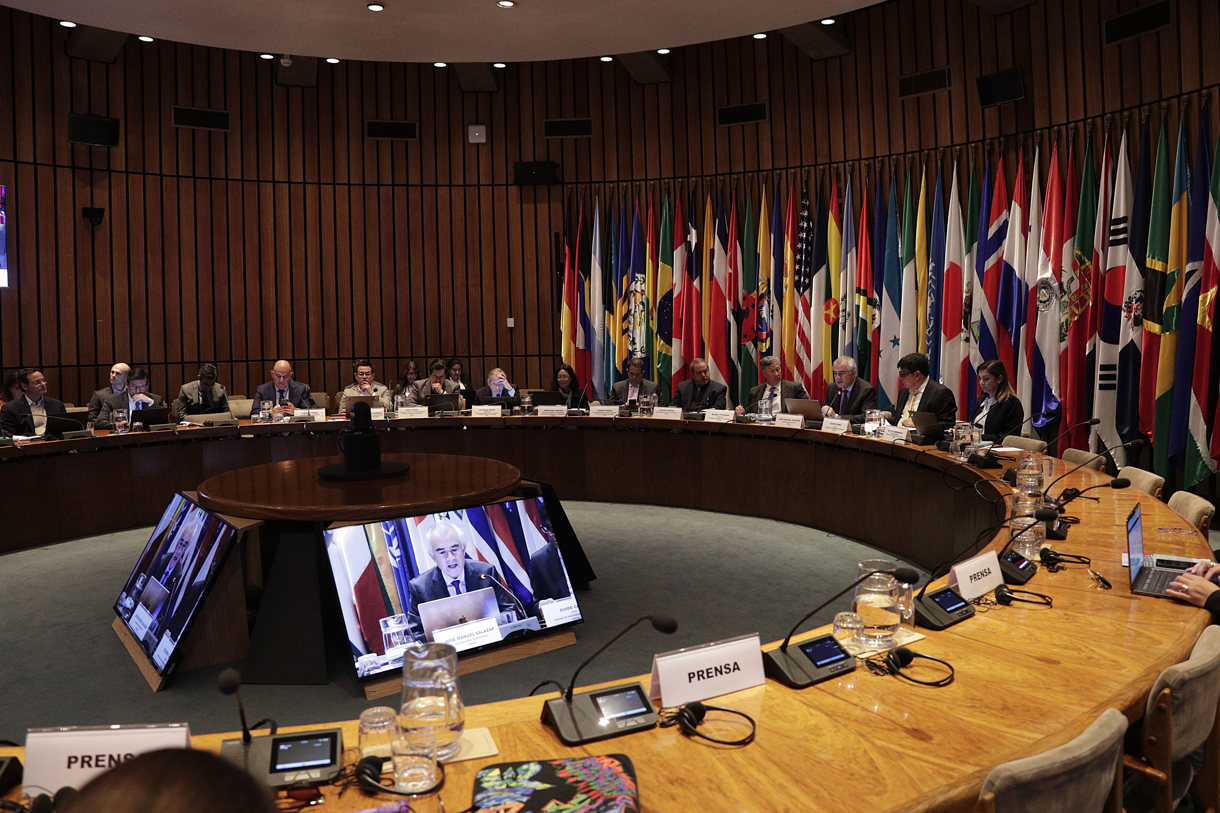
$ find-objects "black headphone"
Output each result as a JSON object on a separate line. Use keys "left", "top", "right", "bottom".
{"left": 659, "top": 701, "right": 756, "bottom": 746}
{"left": 995, "top": 584, "right": 1054, "bottom": 607}
{"left": 354, "top": 755, "right": 444, "bottom": 797}
{"left": 865, "top": 647, "right": 955, "bottom": 687}
{"left": 1039, "top": 549, "right": 1090, "bottom": 572}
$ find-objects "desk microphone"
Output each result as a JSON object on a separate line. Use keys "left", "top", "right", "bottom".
{"left": 217, "top": 668, "right": 252, "bottom": 744}
{"left": 764, "top": 566, "right": 919, "bottom": 688}
{"left": 1041, "top": 417, "right": 1102, "bottom": 453}
{"left": 1057, "top": 478, "right": 1130, "bottom": 508}
{"left": 540, "top": 614, "right": 676, "bottom": 745}
{"left": 1040, "top": 438, "right": 1146, "bottom": 502}
{"left": 962, "top": 410, "right": 1049, "bottom": 468}
{"left": 489, "top": 569, "right": 530, "bottom": 623}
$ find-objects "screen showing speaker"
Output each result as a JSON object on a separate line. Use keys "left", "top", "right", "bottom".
{"left": 113, "top": 493, "right": 240, "bottom": 675}
{"left": 0, "top": 184, "right": 8, "bottom": 287}
{"left": 322, "top": 495, "right": 585, "bottom": 680}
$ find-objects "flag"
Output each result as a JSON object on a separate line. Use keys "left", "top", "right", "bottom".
{"left": 927, "top": 164, "right": 945, "bottom": 379}
{"left": 1095, "top": 133, "right": 1134, "bottom": 466}
{"left": 971, "top": 156, "right": 1008, "bottom": 418}
{"left": 1178, "top": 117, "right": 1216, "bottom": 485}
{"left": 588, "top": 198, "right": 606, "bottom": 400}
{"left": 831, "top": 175, "right": 848, "bottom": 360}
{"left": 708, "top": 194, "right": 731, "bottom": 388}
{"left": 574, "top": 197, "right": 593, "bottom": 389}
{"left": 644, "top": 196, "right": 658, "bottom": 379}
{"left": 963, "top": 158, "right": 982, "bottom": 415}
{"left": 1120, "top": 124, "right": 1153, "bottom": 440}
{"left": 781, "top": 182, "right": 799, "bottom": 379}
{"left": 899, "top": 168, "right": 918, "bottom": 360}
{"left": 756, "top": 186, "right": 775, "bottom": 362}
{"left": 1016, "top": 147, "right": 1042, "bottom": 430}
{"left": 702, "top": 193, "right": 715, "bottom": 361}
{"left": 738, "top": 187, "right": 759, "bottom": 400}
{"left": 770, "top": 185, "right": 785, "bottom": 364}
{"left": 915, "top": 165, "right": 930, "bottom": 354}
{"left": 1141, "top": 121, "right": 1172, "bottom": 441}
{"left": 1206, "top": 128, "right": 1220, "bottom": 464}
{"left": 998, "top": 152, "right": 1028, "bottom": 382}
{"left": 871, "top": 170, "right": 887, "bottom": 388}
{"left": 879, "top": 174, "right": 904, "bottom": 410}
{"left": 628, "top": 200, "right": 648, "bottom": 363}
{"left": 656, "top": 194, "right": 675, "bottom": 400}
{"left": 670, "top": 192, "right": 688, "bottom": 387}
{"left": 794, "top": 186, "right": 818, "bottom": 397}
{"left": 805, "top": 184, "right": 829, "bottom": 399}
{"left": 726, "top": 194, "right": 743, "bottom": 401}
{"left": 673, "top": 193, "right": 702, "bottom": 387}
{"left": 942, "top": 161, "right": 969, "bottom": 419}
{"left": 1084, "top": 135, "right": 1113, "bottom": 453}
{"left": 1062, "top": 135, "right": 1098, "bottom": 451}
{"left": 560, "top": 196, "right": 579, "bottom": 369}
{"left": 1031, "top": 142, "right": 1065, "bottom": 430}
{"left": 855, "top": 178, "right": 875, "bottom": 381}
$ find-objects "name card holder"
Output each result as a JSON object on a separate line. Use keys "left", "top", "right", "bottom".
{"left": 879, "top": 425, "right": 909, "bottom": 443}
{"left": 398, "top": 406, "right": 429, "bottom": 419}
{"left": 589, "top": 404, "right": 620, "bottom": 418}
{"left": 703, "top": 409, "right": 734, "bottom": 424}
{"left": 471, "top": 405, "right": 503, "bottom": 418}
{"left": 25, "top": 723, "right": 192, "bottom": 795}
{"left": 774, "top": 413, "right": 805, "bottom": 429}
{"left": 649, "top": 633, "right": 764, "bottom": 708}
{"left": 369, "top": 407, "right": 386, "bottom": 420}
{"left": 535, "top": 405, "right": 567, "bottom": 417}
{"left": 651, "top": 407, "right": 683, "bottom": 420}
{"left": 431, "top": 616, "right": 502, "bottom": 650}
{"left": 821, "top": 417, "right": 851, "bottom": 434}
{"left": 949, "top": 550, "right": 1004, "bottom": 600}
{"left": 308, "top": 408, "right": 327, "bottom": 421}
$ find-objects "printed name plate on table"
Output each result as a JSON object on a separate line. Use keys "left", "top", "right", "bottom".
{"left": 431, "top": 616, "right": 502, "bottom": 650}
{"left": 471, "top": 405, "right": 503, "bottom": 418}
{"left": 703, "top": 408, "right": 734, "bottom": 424}
{"left": 588, "top": 404, "right": 620, "bottom": 418}
{"left": 538, "top": 596, "right": 582, "bottom": 628}
{"left": 822, "top": 417, "right": 851, "bottom": 434}
{"left": 652, "top": 406, "right": 682, "bottom": 420}
{"left": 535, "top": 405, "right": 567, "bottom": 417}
{"left": 25, "top": 723, "right": 192, "bottom": 795}
{"left": 649, "top": 633, "right": 764, "bottom": 707}
{"left": 879, "top": 425, "right": 909, "bottom": 443}
{"left": 775, "top": 413, "right": 805, "bottom": 429}
{"left": 398, "top": 406, "right": 429, "bottom": 419}
{"left": 308, "top": 408, "right": 327, "bottom": 421}
{"left": 949, "top": 550, "right": 1004, "bottom": 600}
{"left": 369, "top": 407, "right": 386, "bottom": 420}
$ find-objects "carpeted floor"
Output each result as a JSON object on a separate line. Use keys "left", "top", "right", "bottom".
{"left": 0, "top": 502, "right": 925, "bottom": 739}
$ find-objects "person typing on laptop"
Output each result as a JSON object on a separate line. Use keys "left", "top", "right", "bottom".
{"left": 405, "top": 522, "right": 517, "bottom": 641}
{"left": 1168, "top": 563, "right": 1220, "bottom": 622}
{"left": 95, "top": 367, "right": 165, "bottom": 429}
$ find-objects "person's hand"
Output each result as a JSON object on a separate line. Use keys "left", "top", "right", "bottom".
{"left": 359, "top": 381, "right": 373, "bottom": 394}
{"left": 735, "top": 405, "right": 745, "bottom": 416}
{"left": 901, "top": 416, "right": 915, "bottom": 428}
{"left": 133, "top": 393, "right": 154, "bottom": 406}
{"left": 1167, "top": 573, "right": 1220, "bottom": 607}
{"left": 273, "top": 403, "right": 294, "bottom": 416}
{"left": 822, "top": 405, "right": 836, "bottom": 418}
{"left": 432, "top": 381, "right": 444, "bottom": 394}
{"left": 1187, "top": 561, "right": 1220, "bottom": 582}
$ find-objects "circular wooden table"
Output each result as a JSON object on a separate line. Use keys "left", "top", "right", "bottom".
{"left": 196, "top": 452, "right": 522, "bottom": 521}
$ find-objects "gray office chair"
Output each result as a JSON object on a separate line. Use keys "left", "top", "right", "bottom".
{"left": 1061, "top": 447, "right": 1105, "bottom": 471}
{"left": 1167, "top": 492, "right": 1215, "bottom": 537}
{"left": 227, "top": 398, "right": 254, "bottom": 420}
{"left": 1125, "top": 626, "right": 1220, "bottom": 813}
{"left": 1001, "top": 434, "right": 1047, "bottom": 453}
{"left": 1118, "top": 465, "right": 1165, "bottom": 500}
{"left": 974, "top": 707, "right": 1126, "bottom": 813}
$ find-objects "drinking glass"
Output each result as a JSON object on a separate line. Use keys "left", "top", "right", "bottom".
{"left": 259, "top": 404, "right": 272, "bottom": 424}
{"left": 520, "top": 391, "right": 533, "bottom": 416}
{"left": 112, "top": 408, "right": 130, "bottom": 434}
{"left": 951, "top": 421, "right": 972, "bottom": 461}
{"left": 863, "top": 409, "right": 883, "bottom": 437}
{"left": 832, "top": 611, "right": 864, "bottom": 644}
{"left": 395, "top": 394, "right": 410, "bottom": 417}
{"left": 358, "top": 705, "right": 401, "bottom": 761}
{"left": 392, "top": 730, "right": 440, "bottom": 793}
{"left": 1010, "top": 516, "right": 1046, "bottom": 560}
{"left": 639, "top": 395, "right": 654, "bottom": 417}
{"left": 400, "top": 642, "right": 464, "bottom": 759}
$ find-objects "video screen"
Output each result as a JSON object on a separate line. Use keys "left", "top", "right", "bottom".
{"left": 323, "top": 496, "right": 584, "bottom": 679}
{"left": 1, "top": 185, "right": 8, "bottom": 287}
{"left": 114, "top": 493, "right": 239, "bottom": 675}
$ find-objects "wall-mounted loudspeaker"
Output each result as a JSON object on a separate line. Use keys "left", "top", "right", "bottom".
{"left": 68, "top": 113, "right": 120, "bottom": 147}
{"left": 513, "top": 161, "right": 560, "bottom": 186}
{"left": 976, "top": 67, "right": 1026, "bottom": 108}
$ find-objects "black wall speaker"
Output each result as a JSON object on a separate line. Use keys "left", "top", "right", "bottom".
{"left": 68, "top": 113, "right": 120, "bottom": 147}
{"left": 513, "top": 161, "right": 561, "bottom": 186}
{"left": 976, "top": 67, "right": 1026, "bottom": 108}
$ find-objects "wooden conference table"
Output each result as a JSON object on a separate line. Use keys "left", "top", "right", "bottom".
{"left": 0, "top": 416, "right": 1213, "bottom": 811}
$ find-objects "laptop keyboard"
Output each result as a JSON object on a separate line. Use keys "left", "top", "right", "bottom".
{"left": 1142, "top": 568, "right": 1175, "bottom": 595}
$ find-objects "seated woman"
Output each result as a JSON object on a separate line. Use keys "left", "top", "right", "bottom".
{"left": 446, "top": 358, "right": 481, "bottom": 406}
{"left": 550, "top": 363, "right": 589, "bottom": 410}
{"left": 972, "top": 360, "right": 1023, "bottom": 443}
{"left": 393, "top": 360, "right": 420, "bottom": 403}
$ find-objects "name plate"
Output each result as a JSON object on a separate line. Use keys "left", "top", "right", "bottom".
{"left": 651, "top": 407, "right": 682, "bottom": 420}
{"left": 431, "top": 616, "right": 502, "bottom": 650}
{"left": 471, "top": 404, "right": 503, "bottom": 418}
{"left": 308, "top": 408, "right": 327, "bottom": 421}
{"left": 649, "top": 633, "right": 764, "bottom": 707}
{"left": 369, "top": 407, "right": 386, "bottom": 420}
{"left": 703, "top": 409, "right": 734, "bottom": 424}
{"left": 774, "top": 413, "right": 805, "bottom": 429}
{"left": 822, "top": 417, "right": 851, "bottom": 434}
{"left": 539, "top": 596, "right": 582, "bottom": 628}
{"left": 535, "top": 405, "right": 567, "bottom": 417}
{"left": 25, "top": 723, "right": 192, "bottom": 795}
{"left": 949, "top": 550, "right": 1004, "bottom": 600}
{"left": 879, "top": 425, "right": 909, "bottom": 443}
{"left": 398, "top": 406, "right": 429, "bottom": 419}
{"left": 589, "top": 404, "right": 620, "bottom": 418}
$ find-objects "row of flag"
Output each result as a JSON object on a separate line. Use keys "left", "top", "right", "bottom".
{"left": 559, "top": 113, "right": 1220, "bottom": 488}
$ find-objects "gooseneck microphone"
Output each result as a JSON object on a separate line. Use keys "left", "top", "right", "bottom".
{"left": 1057, "top": 478, "right": 1131, "bottom": 508}
{"left": 217, "top": 667, "right": 252, "bottom": 744}
{"left": 1041, "top": 438, "right": 1146, "bottom": 503}
{"left": 563, "top": 615, "right": 677, "bottom": 702}
{"left": 777, "top": 567, "right": 920, "bottom": 654}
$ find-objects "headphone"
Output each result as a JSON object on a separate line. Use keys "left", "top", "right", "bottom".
{"left": 865, "top": 647, "right": 955, "bottom": 687}
{"left": 354, "top": 755, "right": 444, "bottom": 797}
{"left": 1039, "top": 549, "right": 1090, "bottom": 572}
{"left": 994, "top": 584, "right": 1053, "bottom": 606}
{"left": 659, "top": 701, "right": 756, "bottom": 746}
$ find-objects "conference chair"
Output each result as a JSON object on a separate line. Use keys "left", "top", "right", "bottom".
{"left": 1001, "top": 434, "right": 1048, "bottom": 453}
{"left": 974, "top": 707, "right": 1126, "bottom": 813}
{"left": 1061, "top": 447, "right": 1106, "bottom": 472}
{"left": 227, "top": 398, "right": 253, "bottom": 420}
{"left": 1167, "top": 492, "right": 1215, "bottom": 537}
{"left": 1124, "top": 626, "right": 1220, "bottom": 813}
{"left": 1117, "top": 466, "right": 1165, "bottom": 500}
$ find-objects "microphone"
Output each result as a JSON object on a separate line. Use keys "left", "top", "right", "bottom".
{"left": 1057, "top": 478, "right": 1130, "bottom": 508}
{"left": 218, "top": 667, "right": 252, "bottom": 744}
{"left": 563, "top": 615, "right": 676, "bottom": 702}
{"left": 488, "top": 568, "right": 531, "bottom": 625}
{"left": 1040, "top": 417, "right": 1102, "bottom": 453}
{"left": 1041, "top": 438, "right": 1146, "bottom": 502}
{"left": 917, "top": 507, "right": 1058, "bottom": 603}
{"left": 764, "top": 565, "right": 919, "bottom": 688}
{"left": 962, "top": 410, "right": 1048, "bottom": 466}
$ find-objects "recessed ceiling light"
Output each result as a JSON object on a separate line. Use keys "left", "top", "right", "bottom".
{"left": 434, "top": 62, "right": 447, "bottom": 68}
{"left": 326, "top": 57, "right": 340, "bottom": 64}
{"left": 492, "top": 62, "right": 507, "bottom": 69}
{"left": 600, "top": 56, "right": 613, "bottom": 62}
{"left": 657, "top": 48, "right": 670, "bottom": 55}
{"left": 367, "top": 2, "right": 385, "bottom": 10}
{"left": 59, "top": 20, "right": 77, "bottom": 28}
{"left": 137, "top": 35, "right": 154, "bottom": 43}
{"left": 259, "top": 53, "right": 274, "bottom": 60}
{"left": 752, "top": 33, "right": 766, "bottom": 39}
{"left": 497, "top": 0, "right": 515, "bottom": 7}
{"left": 820, "top": 18, "right": 836, "bottom": 25}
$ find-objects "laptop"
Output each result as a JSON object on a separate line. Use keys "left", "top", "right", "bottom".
{"left": 128, "top": 405, "right": 171, "bottom": 428}
{"left": 910, "top": 411, "right": 947, "bottom": 442}
{"left": 342, "top": 394, "right": 383, "bottom": 414}
{"left": 529, "top": 391, "right": 567, "bottom": 406}
{"left": 425, "top": 393, "right": 461, "bottom": 415}
{"left": 417, "top": 587, "right": 499, "bottom": 640}
{"left": 46, "top": 413, "right": 87, "bottom": 439}
{"left": 1127, "top": 503, "right": 1185, "bottom": 597}
{"left": 785, "top": 398, "right": 823, "bottom": 421}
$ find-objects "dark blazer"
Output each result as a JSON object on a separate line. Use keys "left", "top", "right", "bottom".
{"left": 823, "top": 379, "right": 879, "bottom": 422}
{"left": 551, "top": 387, "right": 590, "bottom": 410}
{"left": 0, "top": 396, "right": 66, "bottom": 437}
{"left": 475, "top": 385, "right": 519, "bottom": 408}
{"left": 972, "top": 395, "right": 1025, "bottom": 443}
{"left": 742, "top": 380, "right": 808, "bottom": 414}
{"left": 252, "top": 380, "right": 316, "bottom": 413}
{"left": 87, "top": 387, "right": 123, "bottom": 423}
{"left": 174, "top": 380, "right": 230, "bottom": 420}
{"left": 671, "top": 379, "right": 728, "bottom": 411}
{"left": 406, "top": 560, "right": 517, "bottom": 641}
{"left": 528, "top": 543, "right": 571, "bottom": 611}
{"left": 95, "top": 391, "right": 166, "bottom": 429}
{"left": 608, "top": 378, "right": 663, "bottom": 406}
{"left": 894, "top": 378, "right": 958, "bottom": 431}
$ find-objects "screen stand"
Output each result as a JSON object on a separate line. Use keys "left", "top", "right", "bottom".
{"left": 244, "top": 524, "right": 328, "bottom": 684}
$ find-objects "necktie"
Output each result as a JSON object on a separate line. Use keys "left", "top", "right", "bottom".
{"left": 839, "top": 388, "right": 848, "bottom": 412}
{"left": 768, "top": 386, "right": 777, "bottom": 409}
{"left": 450, "top": 579, "right": 462, "bottom": 595}
{"left": 278, "top": 390, "right": 287, "bottom": 404}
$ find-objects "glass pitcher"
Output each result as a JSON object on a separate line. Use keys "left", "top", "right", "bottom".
{"left": 399, "top": 642, "right": 464, "bottom": 759}
{"left": 852, "top": 559, "right": 901, "bottom": 648}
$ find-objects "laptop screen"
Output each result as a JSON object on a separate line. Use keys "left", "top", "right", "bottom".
{"left": 1126, "top": 503, "right": 1144, "bottom": 586}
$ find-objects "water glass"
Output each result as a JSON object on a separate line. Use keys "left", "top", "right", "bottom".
{"left": 853, "top": 559, "right": 901, "bottom": 648}
{"left": 520, "top": 391, "right": 533, "bottom": 416}
{"left": 392, "top": 730, "right": 440, "bottom": 793}
{"left": 358, "top": 705, "right": 401, "bottom": 761}
{"left": 832, "top": 611, "right": 864, "bottom": 644}
{"left": 951, "top": 421, "right": 973, "bottom": 461}
{"left": 259, "top": 404, "right": 272, "bottom": 424}
{"left": 400, "top": 642, "right": 464, "bottom": 760}
{"left": 1010, "top": 516, "right": 1046, "bottom": 560}
{"left": 639, "top": 395, "right": 654, "bottom": 417}
{"left": 863, "top": 409, "right": 884, "bottom": 437}
{"left": 395, "top": 394, "right": 410, "bottom": 417}
{"left": 112, "top": 408, "right": 130, "bottom": 434}
{"left": 85, "top": 420, "right": 96, "bottom": 437}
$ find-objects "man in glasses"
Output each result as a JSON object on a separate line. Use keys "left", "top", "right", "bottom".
{"left": 95, "top": 367, "right": 165, "bottom": 429}
{"left": 821, "top": 356, "right": 878, "bottom": 424}
{"left": 893, "top": 352, "right": 957, "bottom": 431}
{"left": 339, "top": 358, "right": 392, "bottom": 414}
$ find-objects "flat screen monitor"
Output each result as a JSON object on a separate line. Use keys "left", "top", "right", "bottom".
{"left": 1, "top": 184, "right": 8, "bottom": 288}
{"left": 323, "top": 495, "right": 584, "bottom": 680}
{"left": 114, "top": 493, "right": 240, "bottom": 675}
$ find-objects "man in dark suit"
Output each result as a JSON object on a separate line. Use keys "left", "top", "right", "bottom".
{"left": 608, "top": 357, "right": 663, "bottom": 406}
{"left": 736, "top": 355, "right": 808, "bottom": 415}
{"left": 670, "top": 358, "right": 728, "bottom": 411}
{"left": 822, "top": 356, "right": 879, "bottom": 423}
{"left": 174, "top": 363, "right": 229, "bottom": 420}
{"left": 475, "top": 368, "right": 520, "bottom": 408}
{"left": 893, "top": 352, "right": 957, "bottom": 432}
{"left": 406, "top": 522, "right": 517, "bottom": 641}
{"left": 0, "top": 368, "right": 66, "bottom": 437}
{"left": 87, "top": 362, "right": 131, "bottom": 422}
{"left": 251, "top": 359, "right": 316, "bottom": 418}
{"left": 95, "top": 367, "right": 166, "bottom": 429}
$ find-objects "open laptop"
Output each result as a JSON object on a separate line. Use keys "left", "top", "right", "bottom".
{"left": 529, "top": 391, "right": 567, "bottom": 406}
{"left": 785, "top": 398, "right": 823, "bottom": 421}
{"left": 128, "top": 405, "right": 171, "bottom": 428}
{"left": 342, "top": 394, "right": 383, "bottom": 414}
{"left": 425, "top": 393, "right": 461, "bottom": 415}
{"left": 1127, "top": 503, "right": 1192, "bottom": 597}
{"left": 417, "top": 586, "right": 499, "bottom": 640}
{"left": 46, "top": 413, "right": 87, "bottom": 439}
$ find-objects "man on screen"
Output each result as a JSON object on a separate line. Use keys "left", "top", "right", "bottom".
{"left": 405, "top": 522, "right": 516, "bottom": 641}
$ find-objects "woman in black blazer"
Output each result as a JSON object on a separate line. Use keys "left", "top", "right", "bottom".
{"left": 550, "top": 363, "right": 590, "bottom": 410}
{"left": 973, "top": 360, "right": 1024, "bottom": 442}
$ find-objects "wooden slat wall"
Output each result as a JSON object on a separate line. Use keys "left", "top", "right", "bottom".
{"left": 1, "top": 0, "right": 1217, "bottom": 407}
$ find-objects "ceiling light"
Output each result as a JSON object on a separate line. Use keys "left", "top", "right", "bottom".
{"left": 367, "top": 2, "right": 385, "bottom": 10}
{"left": 59, "top": 20, "right": 77, "bottom": 28}
{"left": 326, "top": 57, "right": 340, "bottom": 64}
{"left": 259, "top": 53, "right": 274, "bottom": 60}
{"left": 137, "top": 35, "right": 154, "bottom": 43}
{"left": 820, "top": 17, "right": 836, "bottom": 25}
{"left": 600, "top": 56, "right": 613, "bottom": 62}
{"left": 497, "top": 0, "right": 515, "bottom": 7}
{"left": 434, "top": 62, "right": 447, "bottom": 67}
{"left": 657, "top": 48, "right": 670, "bottom": 55}
{"left": 752, "top": 33, "right": 767, "bottom": 39}
{"left": 492, "top": 62, "right": 507, "bottom": 69}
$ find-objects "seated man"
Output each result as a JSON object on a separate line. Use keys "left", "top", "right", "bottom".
{"left": 87, "top": 362, "right": 130, "bottom": 423}
{"left": 893, "top": 352, "right": 958, "bottom": 432}
{"left": 174, "top": 363, "right": 229, "bottom": 421}
{"left": 670, "top": 358, "right": 727, "bottom": 411}
{"left": 475, "top": 368, "right": 520, "bottom": 408}
{"left": 251, "top": 359, "right": 316, "bottom": 418}
{"left": 821, "top": 356, "right": 879, "bottom": 423}
{"left": 339, "top": 358, "right": 392, "bottom": 414}
{"left": 405, "top": 358, "right": 462, "bottom": 406}
{"left": 0, "top": 368, "right": 66, "bottom": 437}
{"left": 737, "top": 355, "right": 808, "bottom": 415}
{"left": 405, "top": 522, "right": 517, "bottom": 642}
{"left": 95, "top": 367, "right": 166, "bottom": 429}
{"left": 608, "top": 358, "right": 663, "bottom": 406}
